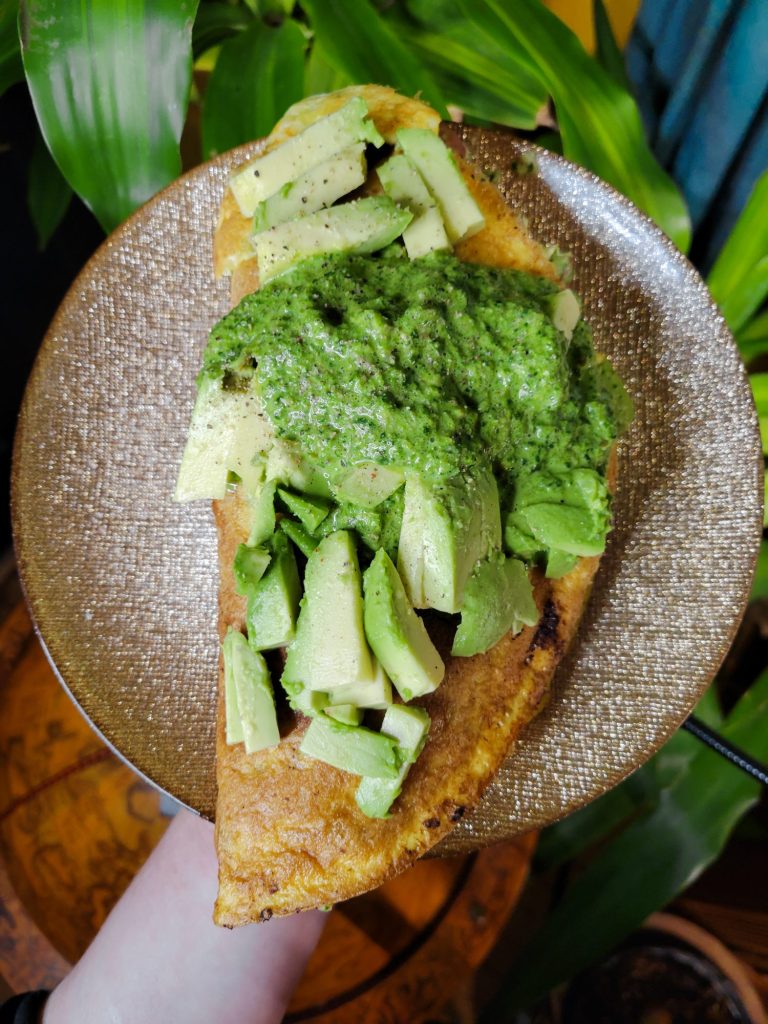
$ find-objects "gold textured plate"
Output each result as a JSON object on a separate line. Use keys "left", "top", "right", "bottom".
{"left": 12, "top": 127, "right": 763, "bottom": 848}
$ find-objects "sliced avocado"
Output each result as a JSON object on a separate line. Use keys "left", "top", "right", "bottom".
{"left": 265, "top": 439, "right": 332, "bottom": 497}
{"left": 517, "top": 503, "right": 605, "bottom": 557}
{"left": 280, "top": 518, "right": 319, "bottom": 557}
{"left": 252, "top": 145, "right": 367, "bottom": 234}
{"left": 247, "top": 479, "right": 278, "bottom": 547}
{"left": 328, "top": 658, "right": 393, "bottom": 709}
{"left": 545, "top": 548, "right": 579, "bottom": 579}
{"left": 452, "top": 554, "right": 538, "bottom": 657}
{"left": 514, "top": 467, "right": 608, "bottom": 514}
{"left": 315, "top": 502, "right": 383, "bottom": 553}
{"left": 363, "top": 549, "right": 444, "bottom": 702}
{"left": 397, "top": 467, "right": 501, "bottom": 613}
{"left": 277, "top": 488, "right": 332, "bottom": 532}
{"left": 299, "top": 714, "right": 400, "bottom": 778}
{"left": 396, "top": 128, "right": 485, "bottom": 243}
{"left": 254, "top": 197, "right": 413, "bottom": 283}
{"left": 175, "top": 378, "right": 273, "bottom": 501}
{"left": 547, "top": 289, "right": 580, "bottom": 341}
{"left": 325, "top": 703, "right": 364, "bottom": 726}
{"left": 283, "top": 531, "right": 373, "bottom": 692}
{"left": 223, "top": 630, "right": 244, "bottom": 745}
{"left": 377, "top": 153, "right": 451, "bottom": 259}
{"left": 355, "top": 705, "right": 430, "bottom": 818}
{"left": 247, "top": 531, "right": 301, "bottom": 651}
{"left": 222, "top": 629, "right": 280, "bottom": 753}
{"left": 229, "top": 96, "right": 384, "bottom": 218}
{"left": 227, "top": 392, "right": 273, "bottom": 496}
{"left": 332, "top": 463, "right": 405, "bottom": 510}
{"left": 283, "top": 679, "right": 329, "bottom": 718}
{"left": 504, "top": 512, "right": 543, "bottom": 561}
{"left": 509, "top": 468, "right": 611, "bottom": 561}
{"left": 232, "top": 543, "right": 271, "bottom": 596}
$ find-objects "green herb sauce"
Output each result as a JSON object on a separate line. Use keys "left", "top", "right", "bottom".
{"left": 202, "top": 248, "right": 630, "bottom": 510}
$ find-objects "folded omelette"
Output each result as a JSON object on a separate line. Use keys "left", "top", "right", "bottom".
{"left": 176, "top": 85, "right": 629, "bottom": 925}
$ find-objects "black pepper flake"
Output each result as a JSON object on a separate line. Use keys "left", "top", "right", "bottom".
{"left": 423, "top": 817, "right": 440, "bottom": 829}
{"left": 450, "top": 806, "right": 466, "bottom": 822}
{"left": 259, "top": 908, "right": 273, "bottom": 922}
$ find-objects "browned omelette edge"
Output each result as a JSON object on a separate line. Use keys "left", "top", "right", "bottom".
{"left": 212, "top": 87, "right": 616, "bottom": 924}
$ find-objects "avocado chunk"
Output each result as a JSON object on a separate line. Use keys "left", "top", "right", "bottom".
{"left": 283, "top": 531, "right": 374, "bottom": 692}
{"left": 397, "top": 468, "right": 501, "bottom": 613}
{"left": 253, "top": 145, "right": 367, "bottom": 234}
{"left": 452, "top": 554, "right": 538, "bottom": 657}
{"left": 175, "top": 377, "right": 273, "bottom": 501}
{"left": 325, "top": 703, "right": 364, "bottom": 726}
{"left": 547, "top": 288, "right": 580, "bottom": 341}
{"left": 503, "top": 513, "right": 543, "bottom": 562}
{"left": 232, "top": 543, "right": 271, "bottom": 596}
{"left": 280, "top": 518, "right": 319, "bottom": 557}
{"left": 265, "top": 438, "right": 332, "bottom": 497}
{"left": 363, "top": 549, "right": 444, "bottom": 701}
{"left": 506, "top": 468, "right": 611, "bottom": 561}
{"left": 223, "top": 630, "right": 244, "bottom": 745}
{"left": 253, "top": 197, "right": 413, "bottom": 283}
{"left": 545, "top": 548, "right": 578, "bottom": 579}
{"left": 229, "top": 96, "right": 384, "bottom": 218}
{"left": 377, "top": 153, "right": 451, "bottom": 259}
{"left": 396, "top": 128, "right": 485, "bottom": 243}
{"left": 518, "top": 503, "right": 605, "bottom": 557}
{"left": 356, "top": 705, "right": 430, "bottom": 818}
{"left": 332, "top": 463, "right": 405, "bottom": 510}
{"left": 283, "top": 680, "right": 329, "bottom": 718}
{"left": 299, "top": 713, "right": 400, "bottom": 778}
{"left": 327, "top": 658, "right": 393, "bottom": 709}
{"left": 222, "top": 629, "right": 280, "bottom": 753}
{"left": 247, "top": 479, "right": 278, "bottom": 547}
{"left": 247, "top": 531, "right": 301, "bottom": 651}
{"left": 315, "top": 502, "right": 383, "bottom": 554}
{"left": 277, "top": 488, "right": 332, "bottom": 532}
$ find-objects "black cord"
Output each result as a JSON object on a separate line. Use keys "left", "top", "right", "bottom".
{"left": 683, "top": 715, "right": 768, "bottom": 787}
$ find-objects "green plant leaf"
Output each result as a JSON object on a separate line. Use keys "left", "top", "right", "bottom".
{"left": 386, "top": 1, "right": 544, "bottom": 129}
{"left": 403, "top": 27, "right": 545, "bottom": 129}
{"left": 708, "top": 172, "right": 768, "bottom": 333}
{"left": 592, "top": 0, "right": 630, "bottom": 91}
{"left": 192, "top": 1, "right": 252, "bottom": 60}
{"left": 20, "top": 0, "right": 198, "bottom": 233}
{"left": 751, "top": 537, "right": 768, "bottom": 601}
{"left": 27, "top": 128, "right": 72, "bottom": 248}
{"left": 482, "top": 670, "right": 768, "bottom": 1016}
{"left": 301, "top": 0, "right": 447, "bottom": 116}
{"left": 457, "top": 0, "right": 691, "bottom": 252}
{"left": 750, "top": 373, "right": 768, "bottom": 456}
{"left": 304, "top": 39, "right": 351, "bottom": 97}
{"left": 0, "top": 0, "right": 22, "bottom": 96}
{"left": 202, "top": 17, "right": 306, "bottom": 158}
{"left": 737, "top": 309, "right": 768, "bottom": 365}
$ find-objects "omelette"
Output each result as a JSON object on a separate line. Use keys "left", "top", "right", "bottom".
{"left": 186, "top": 85, "right": 627, "bottom": 925}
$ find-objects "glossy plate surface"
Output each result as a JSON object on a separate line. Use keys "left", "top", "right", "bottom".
{"left": 13, "top": 126, "right": 763, "bottom": 846}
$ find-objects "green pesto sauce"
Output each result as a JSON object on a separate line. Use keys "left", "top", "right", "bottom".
{"left": 202, "top": 248, "right": 629, "bottom": 499}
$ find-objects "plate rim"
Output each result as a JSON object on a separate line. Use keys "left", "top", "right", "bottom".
{"left": 11, "top": 127, "right": 764, "bottom": 830}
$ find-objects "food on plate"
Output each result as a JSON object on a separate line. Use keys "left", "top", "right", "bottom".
{"left": 175, "top": 84, "right": 633, "bottom": 925}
